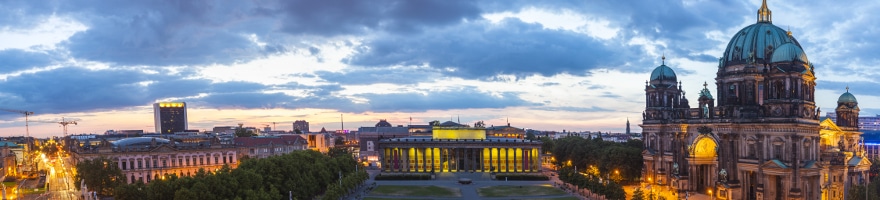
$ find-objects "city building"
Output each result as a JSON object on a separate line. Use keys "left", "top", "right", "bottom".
{"left": 640, "top": 1, "right": 871, "bottom": 199}
{"left": 153, "top": 102, "right": 188, "bottom": 134}
{"left": 358, "top": 120, "right": 413, "bottom": 167}
{"left": 0, "top": 142, "right": 18, "bottom": 179}
{"left": 377, "top": 121, "right": 542, "bottom": 173}
{"left": 70, "top": 135, "right": 238, "bottom": 184}
{"left": 293, "top": 120, "right": 310, "bottom": 133}
{"left": 233, "top": 135, "right": 307, "bottom": 159}
{"left": 303, "top": 132, "right": 334, "bottom": 153}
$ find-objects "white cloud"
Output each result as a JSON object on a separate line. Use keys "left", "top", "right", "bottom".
{"left": 483, "top": 7, "right": 620, "bottom": 40}
{"left": 0, "top": 15, "right": 86, "bottom": 50}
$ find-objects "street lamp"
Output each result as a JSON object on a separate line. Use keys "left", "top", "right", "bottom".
{"left": 708, "top": 189, "right": 713, "bottom": 200}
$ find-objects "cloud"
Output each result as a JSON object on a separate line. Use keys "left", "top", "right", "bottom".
{"left": 350, "top": 18, "right": 636, "bottom": 78}
{"left": 0, "top": 49, "right": 57, "bottom": 73}
{"left": 263, "top": 0, "right": 481, "bottom": 35}
{"left": 356, "top": 88, "right": 533, "bottom": 112}
{"left": 534, "top": 106, "right": 614, "bottom": 112}
{"left": 314, "top": 66, "right": 444, "bottom": 85}
{"left": 0, "top": 67, "right": 150, "bottom": 114}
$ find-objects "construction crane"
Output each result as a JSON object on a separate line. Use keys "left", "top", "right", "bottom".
{"left": 0, "top": 108, "right": 35, "bottom": 138}
{"left": 1, "top": 108, "right": 35, "bottom": 173}
{"left": 262, "top": 121, "right": 295, "bottom": 131}
{"left": 58, "top": 117, "right": 78, "bottom": 137}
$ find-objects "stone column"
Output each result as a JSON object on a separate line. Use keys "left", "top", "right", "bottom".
{"left": 489, "top": 148, "right": 494, "bottom": 172}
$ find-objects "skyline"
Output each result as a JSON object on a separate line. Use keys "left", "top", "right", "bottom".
{"left": 1, "top": 0, "right": 878, "bottom": 137}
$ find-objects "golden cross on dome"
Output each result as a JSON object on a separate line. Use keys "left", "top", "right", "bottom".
{"left": 662, "top": 53, "right": 666, "bottom": 65}
{"left": 757, "top": 0, "right": 772, "bottom": 23}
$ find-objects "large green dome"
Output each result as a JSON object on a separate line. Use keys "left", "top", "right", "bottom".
{"left": 721, "top": 22, "right": 800, "bottom": 65}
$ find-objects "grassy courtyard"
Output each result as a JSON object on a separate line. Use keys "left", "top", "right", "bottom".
{"left": 370, "top": 185, "right": 461, "bottom": 197}
{"left": 477, "top": 185, "right": 567, "bottom": 197}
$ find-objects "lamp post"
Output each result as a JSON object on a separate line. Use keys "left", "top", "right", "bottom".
{"left": 708, "top": 189, "right": 713, "bottom": 200}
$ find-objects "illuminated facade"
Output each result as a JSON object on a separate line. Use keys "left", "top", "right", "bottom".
{"left": 71, "top": 136, "right": 238, "bottom": 184}
{"left": 641, "top": 1, "right": 870, "bottom": 200}
{"left": 378, "top": 122, "right": 541, "bottom": 173}
{"left": 153, "top": 102, "right": 188, "bottom": 134}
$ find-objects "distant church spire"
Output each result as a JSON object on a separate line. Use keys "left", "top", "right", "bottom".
{"left": 757, "top": 0, "right": 772, "bottom": 23}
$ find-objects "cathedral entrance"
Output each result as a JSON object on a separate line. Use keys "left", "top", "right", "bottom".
{"left": 690, "top": 135, "right": 718, "bottom": 193}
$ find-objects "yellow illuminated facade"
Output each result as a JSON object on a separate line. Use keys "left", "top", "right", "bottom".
{"left": 378, "top": 126, "right": 541, "bottom": 173}
{"left": 432, "top": 127, "right": 486, "bottom": 140}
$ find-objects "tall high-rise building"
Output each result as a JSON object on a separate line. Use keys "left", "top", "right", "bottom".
{"left": 293, "top": 120, "right": 309, "bottom": 133}
{"left": 153, "top": 102, "right": 187, "bottom": 134}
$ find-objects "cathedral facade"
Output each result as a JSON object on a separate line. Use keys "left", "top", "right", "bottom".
{"left": 640, "top": 1, "right": 871, "bottom": 200}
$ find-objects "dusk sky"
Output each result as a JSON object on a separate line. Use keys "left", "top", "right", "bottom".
{"left": 1, "top": 0, "right": 878, "bottom": 137}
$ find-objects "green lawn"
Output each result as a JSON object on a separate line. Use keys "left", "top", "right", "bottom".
{"left": 477, "top": 185, "right": 567, "bottom": 197}
{"left": 370, "top": 185, "right": 460, "bottom": 197}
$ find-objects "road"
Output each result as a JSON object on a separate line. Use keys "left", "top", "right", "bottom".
{"left": 38, "top": 155, "right": 79, "bottom": 200}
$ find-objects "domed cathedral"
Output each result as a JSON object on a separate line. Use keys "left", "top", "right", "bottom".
{"left": 640, "top": 1, "right": 871, "bottom": 200}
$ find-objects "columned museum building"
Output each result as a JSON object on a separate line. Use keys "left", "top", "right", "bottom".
{"left": 377, "top": 122, "right": 541, "bottom": 173}
{"left": 641, "top": 1, "right": 871, "bottom": 200}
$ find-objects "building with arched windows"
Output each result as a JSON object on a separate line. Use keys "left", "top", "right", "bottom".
{"left": 71, "top": 136, "right": 238, "bottom": 184}
{"left": 641, "top": 1, "right": 871, "bottom": 199}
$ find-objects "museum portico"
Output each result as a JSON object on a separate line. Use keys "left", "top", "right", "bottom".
{"left": 378, "top": 122, "right": 541, "bottom": 173}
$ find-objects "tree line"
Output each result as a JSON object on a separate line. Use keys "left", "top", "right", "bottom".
{"left": 77, "top": 149, "right": 367, "bottom": 200}
{"left": 546, "top": 136, "right": 643, "bottom": 183}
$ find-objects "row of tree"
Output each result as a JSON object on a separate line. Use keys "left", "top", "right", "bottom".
{"left": 77, "top": 149, "right": 367, "bottom": 200}
{"left": 548, "top": 136, "right": 644, "bottom": 183}
{"left": 558, "top": 167, "right": 627, "bottom": 199}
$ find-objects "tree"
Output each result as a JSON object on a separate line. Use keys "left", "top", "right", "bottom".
{"left": 525, "top": 132, "right": 537, "bottom": 140}
{"left": 334, "top": 136, "right": 345, "bottom": 146}
{"left": 294, "top": 128, "right": 303, "bottom": 134}
{"left": 75, "top": 157, "right": 125, "bottom": 197}
{"left": 235, "top": 123, "right": 257, "bottom": 137}
{"left": 631, "top": 187, "right": 645, "bottom": 200}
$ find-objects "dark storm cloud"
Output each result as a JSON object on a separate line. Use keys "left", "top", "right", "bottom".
{"left": 0, "top": 49, "right": 57, "bottom": 73}
{"left": 357, "top": 88, "right": 533, "bottom": 112}
{"left": 350, "top": 19, "right": 635, "bottom": 78}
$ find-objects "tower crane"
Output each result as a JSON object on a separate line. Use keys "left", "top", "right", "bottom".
{"left": 0, "top": 108, "right": 35, "bottom": 138}
{"left": 58, "top": 117, "right": 78, "bottom": 137}
{"left": 1, "top": 108, "right": 35, "bottom": 173}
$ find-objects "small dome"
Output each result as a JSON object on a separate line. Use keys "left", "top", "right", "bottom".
{"left": 650, "top": 65, "right": 677, "bottom": 82}
{"left": 771, "top": 43, "right": 809, "bottom": 63}
{"left": 838, "top": 91, "right": 858, "bottom": 104}
{"left": 649, "top": 64, "right": 677, "bottom": 88}
{"left": 375, "top": 119, "right": 392, "bottom": 127}
{"left": 112, "top": 137, "right": 171, "bottom": 147}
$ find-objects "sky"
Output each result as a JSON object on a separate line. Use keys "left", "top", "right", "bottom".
{"left": 0, "top": 0, "right": 878, "bottom": 137}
